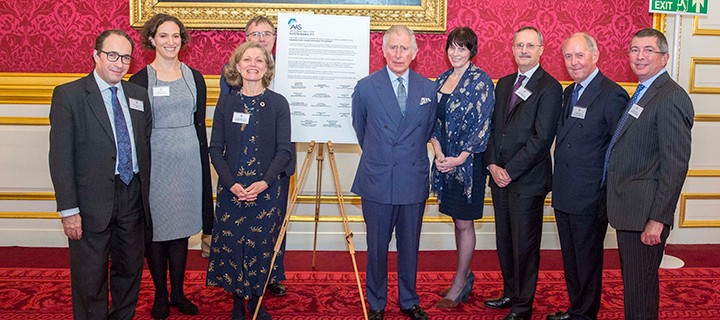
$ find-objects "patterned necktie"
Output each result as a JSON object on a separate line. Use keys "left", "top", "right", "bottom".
{"left": 110, "top": 87, "right": 133, "bottom": 185}
{"left": 567, "top": 83, "right": 583, "bottom": 118}
{"left": 397, "top": 77, "right": 407, "bottom": 115}
{"left": 601, "top": 83, "right": 646, "bottom": 185}
{"left": 507, "top": 74, "right": 527, "bottom": 114}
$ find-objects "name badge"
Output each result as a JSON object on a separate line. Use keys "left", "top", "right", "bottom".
{"left": 628, "top": 103, "right": 643, "bottom": 119}
{"left": 152, "top": 86, "right": 170, "bottom": 97}
{"left": 571, "top": 106, "right": 587, "bottom": 119}
{"left": 515, "top": 87, "right": 532, "bottom": 101}
{"left": 129, "top": 98, "right": 144, "bottom": 112}
{"left": 232, "top": 112, "right": 250, "bottom": 124}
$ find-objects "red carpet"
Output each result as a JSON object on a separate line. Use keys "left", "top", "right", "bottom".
{"left": 1, "top": 268, "right": 720, "bottom": 319}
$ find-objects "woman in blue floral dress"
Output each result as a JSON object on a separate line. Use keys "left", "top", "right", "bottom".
{"left": 430, "top": 27, "right": 495, "bottom": 309}
{"left": 206, "top": 41, "right": 292, "bottom": 320}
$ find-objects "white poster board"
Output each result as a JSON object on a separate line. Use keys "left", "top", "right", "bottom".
{"left": 275, "top": 13, "right": 370, "bottom": 144}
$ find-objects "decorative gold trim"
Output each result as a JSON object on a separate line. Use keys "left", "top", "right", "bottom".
{"left": 654, "top": 13, "right": 666, "bottom": 33}
{"left": 678, "top": 193, "right": 720, "bottom": 228}
{"left": 688, "top": 170, "right": 720, "bottom": 177}
{"left": 130, "top": 0, "right": 447, "bottom": 32}
{"left": 0, "top": 191, "right": 556, "bottom": 222}
{"left": 5, "top": 114, "right": 716, "bottom": 127}
{"left": 0, "top": 73, "right": 221, "bottom": 106}
{"left": 693, "top": 16, "right": 720, "bottom": 36}
{"left": 689, "top": 57, "right": 720, "bottom": 94}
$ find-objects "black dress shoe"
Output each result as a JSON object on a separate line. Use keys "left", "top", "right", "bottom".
{"left": 170, "top": 295, "right": 199, "bottom": 315}
{"left": 502, "top": 312, "right": 528, "bottom": 320}
{"left": 368, "top": 309, "right": 384, "bottom": 320}
{"left": 401, "top": 304, "right": 428, "bottom": 320}
{"left": 267, "top": 282, "right": 286, "bottom": 296}
{"left": 546, "top": 311, "right": 571, "bottom": 320}
{"left": 484, "top": 296, "right": 511, "bottom": 309}
{"left": 150, "top": 300, "right": 169, "bottom": 320}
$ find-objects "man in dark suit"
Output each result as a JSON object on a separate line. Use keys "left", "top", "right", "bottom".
{"left": 49, "top": 29, "right": 152, "bottom": 320}
{"left": 606, "top": 28, "right": 693, "bottom": 320}
{"left": 548, "top": 33, "right": 629, "bottom": 320}
{"left": 483, "top": 26, "right": 562, "bottom": 320}
{"left": 351, "top": 25, "right": 437, "bottom": 320}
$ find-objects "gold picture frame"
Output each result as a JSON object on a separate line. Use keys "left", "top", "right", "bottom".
{"left": 693, "top": 16, "right": 720, "bottom": 36}
{"left": 689, "top": 57, "right": 720, "bottom": 94}
{"left": 129, "top": 0, "right": 447, "bottom": 32}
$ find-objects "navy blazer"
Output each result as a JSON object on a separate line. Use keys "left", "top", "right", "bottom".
{"left": 552, "top": 71, "right": 628, "bottom": 214}
{"left": 484, "top": 66, "right": 562, "bottom": 196}
{"left": 351, "top": 67, "right": 437, "bottom": 205}
{"left": 49, "top": 73, "right": 153, "bottom": 233}
{"left": 209, "top": 90, "right": 292, "bottom": 190}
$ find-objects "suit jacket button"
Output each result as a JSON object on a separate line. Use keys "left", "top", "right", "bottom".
{"left": 578, "top": 124, "right": 583, "bottom": 128}
{"left": 567, "top": 143, "right": 571, "bottom": 148}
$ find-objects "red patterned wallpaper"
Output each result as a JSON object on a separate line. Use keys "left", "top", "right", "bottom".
{"left": 0, "top": 0, "right": 652, "bottom": 82}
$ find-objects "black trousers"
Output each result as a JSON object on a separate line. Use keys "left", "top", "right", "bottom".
{"left": 554, "top": 203, "right": 607, "bottom": 319}
{"left": 491, "top": 186, "right": 545, "bottom": 317}
{"left": 616, "top": 225, "right": 670, "bottom": 320}
{"left": 68, "top": 175, "right": 145, "bottom": 320}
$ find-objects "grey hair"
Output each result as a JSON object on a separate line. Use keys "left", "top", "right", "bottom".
{"left": 562, "top": 32, "right": 598, "bottom": 53}
{"left": 513, "top": 26, "right": 544, "bottom": 46}
{"left": 382, "top": 25, "right": 417, "bottom": 53}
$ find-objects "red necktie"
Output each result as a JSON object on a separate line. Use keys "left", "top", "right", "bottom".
{"left": 507, "top": 74, "right": 527, "bottom": 114}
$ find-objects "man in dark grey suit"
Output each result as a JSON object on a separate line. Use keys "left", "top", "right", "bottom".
{"left": 483, "top": 26, "right": 562, "bottom": 320}
{"left": 351, "top": 25, "right": 437, "bottom": 320}
{"left": 548, "top": 32, "right": 628, "bottom": 320}
{"left": 49, "top": 29, "right": 152, "bottom": 319}
{"left": 606, "top": 28, "right": 693, "bottom": 320}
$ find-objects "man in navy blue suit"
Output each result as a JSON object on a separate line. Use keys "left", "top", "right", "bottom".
{"left": 351, "top": 25, "right": 437, "bottom": 320}
{"left": 548, "top": 32, "right": 628, "bottom": 320}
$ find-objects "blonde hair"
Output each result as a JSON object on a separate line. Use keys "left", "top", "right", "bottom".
{"left": 223, "top": 41, "right": 275, "bottom": 89}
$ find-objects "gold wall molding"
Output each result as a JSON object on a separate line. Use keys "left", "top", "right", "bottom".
{"left": 678, "top": 193, "right": 720, "bottom": 228}
{"left": 689, "top": 57, "right": 720, "bottom": 94}
{"left": 693, "top": 16, "right": 720, "bottom": 36}
{"left": 0, "top": 73, "right": 220, "bottom": 106}
{"left": 5, "top": 114, "right": 718, "bottom": 127}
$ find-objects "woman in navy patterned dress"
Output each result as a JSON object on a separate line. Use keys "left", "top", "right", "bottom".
{"left": 206, "top": 41, "right": 292, "bottom": 320}
{"left": 430, "top": 27, "right": 495, "bottom": 309}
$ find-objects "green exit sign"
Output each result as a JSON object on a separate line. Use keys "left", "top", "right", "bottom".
{"left": 650, "top": 0, "right": 708, "bottom": 15}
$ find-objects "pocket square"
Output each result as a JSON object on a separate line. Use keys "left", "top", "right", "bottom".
{"left": 420, "top": 97, "right": 432, "bottom": 105}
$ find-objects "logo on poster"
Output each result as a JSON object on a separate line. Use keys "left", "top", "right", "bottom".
{"left": 288, "top": 18, "right": 303, "bottom": 30}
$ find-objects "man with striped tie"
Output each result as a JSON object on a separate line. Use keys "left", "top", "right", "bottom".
{"left": 605, "top": 28, "right": 694, "bottom": 320}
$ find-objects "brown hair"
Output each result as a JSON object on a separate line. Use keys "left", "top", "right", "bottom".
{"left": 224, "top": 41, "right": 275, "bottom": 89}
{"left": 140, "top": 13, "right": 190, "bottom": 50}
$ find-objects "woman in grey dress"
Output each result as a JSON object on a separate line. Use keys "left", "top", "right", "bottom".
{"left": 129, "top": 13, "right": 213, "bottom": 320}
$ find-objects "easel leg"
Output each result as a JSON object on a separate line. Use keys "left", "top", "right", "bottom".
{"left": 327, "top": 141, "right": 369, "bottom": 320}
{"left": 312, "top": 143, "right": 325, "bottom": 269}
{"left": 253, "top": 141, "right": 316, "bottom": 320}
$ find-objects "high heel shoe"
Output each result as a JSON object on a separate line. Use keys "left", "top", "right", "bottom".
{"left": 436, "top": 271, "right": 475, "bottom": 308}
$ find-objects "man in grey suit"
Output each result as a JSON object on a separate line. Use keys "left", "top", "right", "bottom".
{"left": 351, "top": 25, "right": 437, "bottom": 320}
{"left": 49, "top": 29, "right": 152, "bottom": 319}
{"left": 606, "top": 28, "right": 693, "bottom": 320}
{"left": 549, "top": 32, "right": 628, "bottom": 320}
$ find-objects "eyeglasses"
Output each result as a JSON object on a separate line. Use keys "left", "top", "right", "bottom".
{"left": 513, "top": 43, "right": 541, "bottom": 50}
{"left": 247, "top": 31, "right": 275, "bottom": 39}
{"left": 628, "top": 47, "right": 666, "bottom": 56}
{"left": 99, "top": 50, "right": 133, "bottom": 65}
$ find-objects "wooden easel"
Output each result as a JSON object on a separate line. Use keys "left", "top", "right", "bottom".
{"left": 254, "top": 140, "right": 368, "bottom": 320}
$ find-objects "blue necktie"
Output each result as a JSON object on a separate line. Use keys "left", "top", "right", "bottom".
{"left": 396, "top": 77, "right": 407, "bottom": 115}
{"left": 110, "top": 87, "right": 133, "bottom": 185}
{"left": 601, "top": 83, "right": 646, "bottom": 185}
{"left": 567, "top": 84, "right": 582, "bottom": 118}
